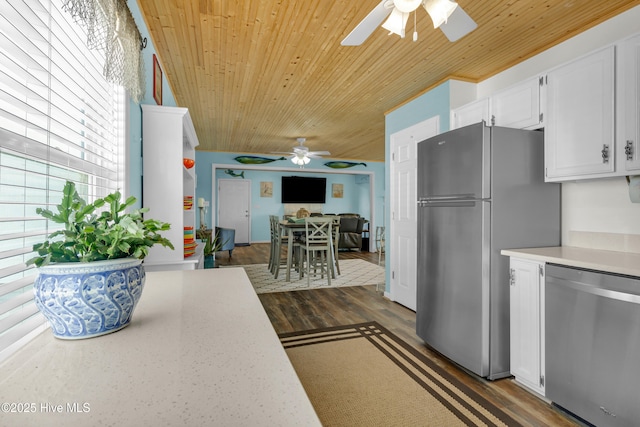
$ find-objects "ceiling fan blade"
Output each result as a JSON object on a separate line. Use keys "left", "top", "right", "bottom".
{"left": 308, "top": 151, "right": 331, "bottom": 156}
{"left": 439, "top": 5, "right": 477, "bottom": 42}
{"left": 341, "top": 0, "right": 393, "bottom": 46}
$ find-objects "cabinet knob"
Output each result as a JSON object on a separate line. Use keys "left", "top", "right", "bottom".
{"left": 625, "top": 140, "right": 634, "bottom": 161}
{"left": 601, "top": 144, "right": 609, "bottom": 163}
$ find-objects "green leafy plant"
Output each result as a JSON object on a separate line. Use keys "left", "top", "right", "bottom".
{"left": 202, "top": 229, "right": 230, "bottom": 257}
{"left": 27, "top": 181, "right": 174, "bottom": 267}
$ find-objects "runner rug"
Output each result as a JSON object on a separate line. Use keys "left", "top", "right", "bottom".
{"left": 279, "top": 322, "right": 519, "bottom": 427}
{"left": 235, "top": 259, "right": 385, "bottom": 294}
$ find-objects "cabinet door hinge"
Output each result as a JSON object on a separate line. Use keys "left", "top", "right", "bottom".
{"left": 392, "top": 271, "right": 395, "bottom": 280}
{"left": 392, "top": 152, "right": 395, "bottom": 161}
{"left": 540, "top": 375, "right": 545, "bottom": 387}
{"left": 539, "top": 112, "right": 543, "bottom": 123}
{"left": 539, "top": 76, "right": 544, "bottom": 86}
{"left": 509, "top": 268, "right": 516, "bottom": 286}
{"left": 538, "top": 264, "right": 544, "bottom": 277}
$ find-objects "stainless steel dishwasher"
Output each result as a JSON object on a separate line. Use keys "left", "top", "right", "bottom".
{"left": 546, "top": 264, "right": 640, "bottom": 427}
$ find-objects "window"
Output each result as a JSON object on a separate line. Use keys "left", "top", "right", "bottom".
{"left": 0, "top": 0, "right": 126, "bottom": 361}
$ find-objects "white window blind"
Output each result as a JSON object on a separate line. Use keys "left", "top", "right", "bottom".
{"left": 0, "top": 0, "right": 126, "bottom": 361}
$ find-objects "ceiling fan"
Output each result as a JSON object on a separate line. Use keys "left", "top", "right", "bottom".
{"left": 341, "top": 0, "right": 477, "bottom": 46}
{"left": 273, "top": 138, "right": 331, "bottom": 166}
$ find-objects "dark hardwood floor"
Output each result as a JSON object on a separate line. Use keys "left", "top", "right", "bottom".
{"left": 218, "top": 243, "right": 580, "bottom": 427}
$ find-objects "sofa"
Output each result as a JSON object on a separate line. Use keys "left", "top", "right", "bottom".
{"left": 336, "top": 213, "right": 366, "bottom": 250}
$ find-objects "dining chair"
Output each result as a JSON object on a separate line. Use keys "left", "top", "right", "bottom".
{"left": 329, "top": 215, "right": 341, "bottom": 277}
{"left": 300, "top": 217, "right": 333, "bottom": 287}
{"left": 375, "top": 226, "right": 385, "bottom": 266}
{"left": 268, "top": 215, "right": 278, "bottom": 273}
{"left": 272, "top": 217, "right": 301, "bottom": 280}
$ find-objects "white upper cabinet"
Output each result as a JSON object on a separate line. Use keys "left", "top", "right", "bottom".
{"left": 617, "top": 33, "right": 640, "bottom": 173}
{"left": 492, "top": 76, "right": 544, "bottom": 129}
{"left": 450, "top": 32, "right": 640, "bottom": 182}
{"left": 451, "top": 76, "right": 544, "bottom": 131}
{"left": 450, "top": 97, "right": 489, "bottom": 129}
{"left": 545, "top": 46, "right": 616, "bottom": 181}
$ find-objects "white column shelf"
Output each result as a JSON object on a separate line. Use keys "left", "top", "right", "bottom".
{"left": 141, "top": 104, "right": 202, "bottom": 271}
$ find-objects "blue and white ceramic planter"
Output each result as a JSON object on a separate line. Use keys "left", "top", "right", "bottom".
{"left": 33, "top": 258, "right": 145, "bottom": 340}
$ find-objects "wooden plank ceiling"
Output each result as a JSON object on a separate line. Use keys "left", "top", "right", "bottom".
{"left": 137, "top": 0, "right": 640, "bottom": 161}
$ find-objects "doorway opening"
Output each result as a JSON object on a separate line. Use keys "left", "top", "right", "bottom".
{"left": 210, "top": 163, "right": 376, "bottom": 251}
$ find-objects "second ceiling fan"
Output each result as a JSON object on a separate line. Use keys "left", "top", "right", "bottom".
{"left": 341, "top": 0, "right": 476, "bottom": 46}
{"left": 273, "top": 138, "right": 331, "bottom": 166}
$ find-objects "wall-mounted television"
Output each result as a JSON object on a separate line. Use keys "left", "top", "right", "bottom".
{"left": 281, "top": 176, "right": 326, "bottom": 204}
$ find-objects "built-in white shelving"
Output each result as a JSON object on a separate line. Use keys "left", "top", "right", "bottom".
{"left": 141, "top": 104, "right": 202, "bottom": 271}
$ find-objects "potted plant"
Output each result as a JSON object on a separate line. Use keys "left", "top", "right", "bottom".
{"left": 202, "top": 229, "right": 229, "bottom": 269}
{"left": 27, "top": 180, "right": 174, "bottom": 339}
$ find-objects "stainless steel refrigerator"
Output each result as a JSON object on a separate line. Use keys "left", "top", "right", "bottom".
{"left": 416, "top": 122, "right": 560, "bottom": 379}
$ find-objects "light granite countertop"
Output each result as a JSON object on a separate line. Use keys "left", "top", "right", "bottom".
{"left": 0, "top": 268, "right": 321, "bottom": 427}
{"left": 501, "top": 246, "right": 640, "bottom": 277}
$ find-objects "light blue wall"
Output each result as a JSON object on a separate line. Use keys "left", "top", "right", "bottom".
{"left": 127, "top": 0, "right": 177, "bottom": 207}
{"left": 383, "top": 81, "right": 453, "bottom": 291}
{"left": 195, "top": 152, "right": 385, "bottom": 243}
{"left": 385, "top": 82, "right": 451, "bottom": 137}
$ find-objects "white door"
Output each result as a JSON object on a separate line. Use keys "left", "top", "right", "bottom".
{"left": 218, "top": 179, "right": 251, "bottom": 245}
{"left": 390, "top": 116, "right": 439, "bottom": 311}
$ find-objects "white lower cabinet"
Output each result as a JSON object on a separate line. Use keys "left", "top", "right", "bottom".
{"left": 509, "top": 257, "right": 545, "bottom": 396}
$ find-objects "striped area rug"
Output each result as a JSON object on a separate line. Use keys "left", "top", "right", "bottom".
{"left": 235, "top": 259, "right": 385, "bottom": 294}
{"left": 280, "top": 322, "right": 520, "bottom": 427}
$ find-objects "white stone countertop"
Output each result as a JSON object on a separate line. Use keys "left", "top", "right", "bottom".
{"left": 501, "top": 246, "right": 640, "bottom": 277}
{"left": 0, "top": 268, "right": 321, "bottom": 427}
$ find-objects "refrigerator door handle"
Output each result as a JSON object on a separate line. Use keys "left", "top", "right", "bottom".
{"left": 418, "top": 195, "right": 487, "bottom": 207}
{"left": 418, "top": 194, "right": 477, "bottom": 202}
{"left": 418, "top": 200, "right": 477, "bottom": 208}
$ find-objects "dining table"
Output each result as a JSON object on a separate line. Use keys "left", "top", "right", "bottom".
{"left": 278, "top": 219, "right": 339, "bottom": 282}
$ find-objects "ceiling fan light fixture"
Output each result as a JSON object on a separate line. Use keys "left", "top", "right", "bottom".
{"left": 381, "top": 7, "right": 410, "bottom": 38}
{"left": 392, "top": 0, "right": 423, "bottom": 13}
{"left": 423, "top": 0, "right": 458, "bottom": 29}
{"left": 291, "top": 154, "right": 310, "bottom": 166}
